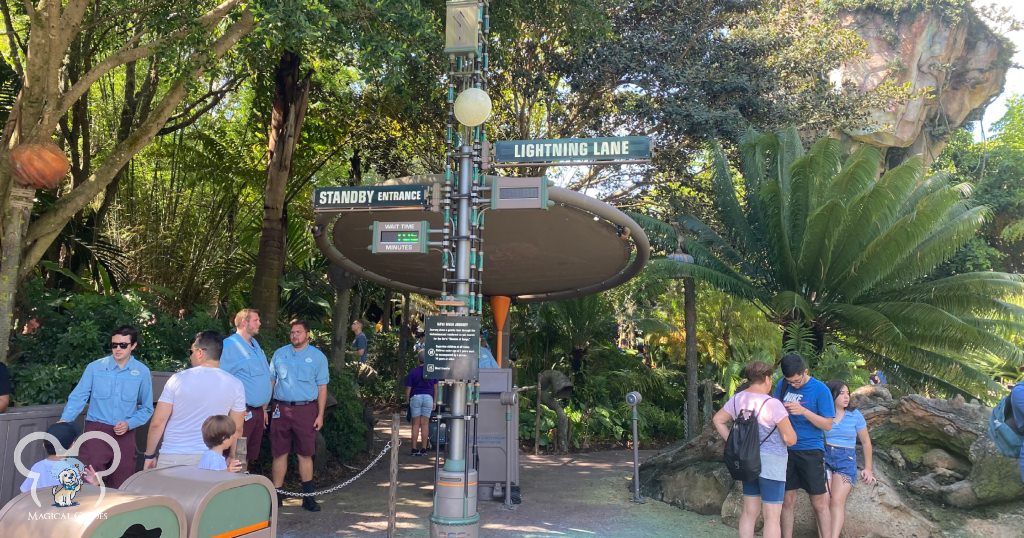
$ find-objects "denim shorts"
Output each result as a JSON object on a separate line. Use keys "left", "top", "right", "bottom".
{"left": 742, "top": 477, "right": 786, "bottom": 504}
{"left": 409, "top": 394, "right": 433, "bottom": 418}
{"left": 824, "top": 444, "right": 858, "bottom": 485}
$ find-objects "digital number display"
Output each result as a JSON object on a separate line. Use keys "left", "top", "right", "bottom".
{"left": 380, "top": 231, "right": 420, "bottom": 243}
{"left": 499, "top": 187, "right": 540, "bottom": 199}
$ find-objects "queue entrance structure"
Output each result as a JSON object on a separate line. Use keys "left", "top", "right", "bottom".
{"left": 313, "top": 1, "right": 652, "bottom": 536}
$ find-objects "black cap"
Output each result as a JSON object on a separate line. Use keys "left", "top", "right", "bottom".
{"left": 46, "top": 422, "right": 79, "bottom": 453}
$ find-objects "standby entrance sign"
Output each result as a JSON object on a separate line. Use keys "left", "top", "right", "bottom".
{"left": 312, "top": 185, "right": 429, "bottom": 211}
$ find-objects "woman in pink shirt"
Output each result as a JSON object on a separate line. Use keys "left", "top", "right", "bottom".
{"left": 713, "top": 361, "right": 797, "bottom": 538}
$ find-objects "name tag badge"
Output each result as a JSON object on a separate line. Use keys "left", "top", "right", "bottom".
{"left": 272, "top": 406, "right": 281, "bottom": 419}
{"left": 245, "top": 411, "right": 253, "bottom": 422}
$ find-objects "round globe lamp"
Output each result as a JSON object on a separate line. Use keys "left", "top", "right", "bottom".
{"left": 10, "top": 142, "right": 70, "bottom": 190}
{"left": 453, "top": 88, "right": 492, "bottom": 127}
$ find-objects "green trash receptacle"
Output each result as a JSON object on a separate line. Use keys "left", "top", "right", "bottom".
{"left": 0, "top": 484, "right": 187, "bottom": 538}
{"left": 120, "top": 466, "right": 276, "bottom": 538}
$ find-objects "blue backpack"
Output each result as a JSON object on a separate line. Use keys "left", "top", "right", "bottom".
{"left": 989, "top": 392, "right": 1024, "bottom": 458}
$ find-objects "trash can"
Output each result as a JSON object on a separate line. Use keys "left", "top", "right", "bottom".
{"left": 0, "top": 484, "right": 187, "bottom": 537}
{"left": 120, "top": 466, "right": 276, "bottom": 538}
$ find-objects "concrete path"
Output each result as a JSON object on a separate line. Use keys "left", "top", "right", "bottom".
{"left": 278, "top": 417, "right": 734, "bottom": 538}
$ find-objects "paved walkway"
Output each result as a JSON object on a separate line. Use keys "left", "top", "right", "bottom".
{"left": 278, "top": 417, "right": 734, "bottom": 537}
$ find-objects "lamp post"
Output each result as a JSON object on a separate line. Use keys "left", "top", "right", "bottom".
{"left": 431, "top": 3, "right": 492, "bottom": 535}
{"left": 668, "top": 223, "right": 698, "bottom": 439}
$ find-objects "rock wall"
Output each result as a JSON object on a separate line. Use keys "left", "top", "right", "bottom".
{"left": 833, "top": 8, "right": 1009, "bottom": 167}
{"left": 639, "top": 386, "right": 1024, "bottom": 537}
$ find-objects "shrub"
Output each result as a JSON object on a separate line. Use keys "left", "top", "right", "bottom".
{"left": 10, "top": 282, "right": 229, "bottom": 405}
{"left": 321, "top": 367, "right": 368, "bottom": 461}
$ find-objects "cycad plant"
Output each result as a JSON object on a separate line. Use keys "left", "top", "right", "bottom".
{"left": 663, "top": 128, "right": 1024, "bottom": 400}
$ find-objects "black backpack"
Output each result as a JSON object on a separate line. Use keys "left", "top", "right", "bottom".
{"left": 724, "top": 398, "right": 777, "bottom": 482}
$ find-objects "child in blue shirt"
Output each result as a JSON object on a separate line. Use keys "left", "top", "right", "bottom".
{"left": 198, "top": 415, "right": 242, "bottom": 472}
{"left": 20, "top": 422, "right": 97, "bottom": 492}
{"left": 824, "top": 380, "right": 877, "bottom": 538}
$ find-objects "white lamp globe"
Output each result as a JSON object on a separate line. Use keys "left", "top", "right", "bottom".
{"left": 453, "top": 88, "right": 492, "bottom": 127}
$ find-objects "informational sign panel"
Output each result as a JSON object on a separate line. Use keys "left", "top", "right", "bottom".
{"left": 490, "top": 177, "right": 551, "bottom": 209}
{"left": 313, "top": 185, "right": 429, "bottom": 211}
{"left": 424, "top": 315, "right": 480, "bottom": 380}
{"left": 493, "top": 136, "right": 651, "bottom": 164}
{"left": 444, "top": 0, "right": 479, "bottom": 53}
{"left": 371, "top": 221, "right": 429, "bottom": 253}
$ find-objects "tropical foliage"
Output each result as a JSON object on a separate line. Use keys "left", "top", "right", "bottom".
{"left": 654, "top": 128, "right": 1024, "bottom": 400}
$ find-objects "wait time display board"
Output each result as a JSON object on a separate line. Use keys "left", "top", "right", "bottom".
{"left": 371, "top": 221, "right": 429, "bottom": 253}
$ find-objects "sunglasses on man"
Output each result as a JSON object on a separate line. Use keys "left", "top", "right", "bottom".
{"left": 110, "top": 342, "right": 132, "bottom": 349}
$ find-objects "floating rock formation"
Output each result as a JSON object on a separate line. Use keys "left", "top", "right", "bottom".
{"left": 833, "top": 7, "right": 1010, "bottom": 167}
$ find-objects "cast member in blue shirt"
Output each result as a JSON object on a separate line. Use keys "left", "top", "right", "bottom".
{"left": 220, "top": 308, "right": 272, "bottom": 465}
{"left": 1011, "top": 382, "right": 1024, "bottom": 481}
{"left": 60, "top": 325, "right": 153, "bottom": 488}
{"left": 269, "top": 320, "right": 329, "bottom": 512}
{"left": 774, "top": 354, "right": 835, "bottom": 538}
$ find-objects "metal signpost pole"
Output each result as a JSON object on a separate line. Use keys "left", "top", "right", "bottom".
{"left": 430, "top": 2, "right": 487, "bottom": 536}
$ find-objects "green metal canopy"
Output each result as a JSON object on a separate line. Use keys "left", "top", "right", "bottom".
{"left": 313, "top": 179, "right": 650, "bottom": 302}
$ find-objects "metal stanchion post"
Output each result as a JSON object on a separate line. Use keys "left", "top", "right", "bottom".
{"left": 626, "top": 392, "right": 644, "bottom": 503}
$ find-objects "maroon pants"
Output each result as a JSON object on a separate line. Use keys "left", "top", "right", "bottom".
{"left": 269, "top": 402, "right": 318, "bottom": 458}
{"left": 78, "top": 421, "right": 136, "bottom": 489}
{"left": 243, "top": 406, "right": 266, "bottom": 462}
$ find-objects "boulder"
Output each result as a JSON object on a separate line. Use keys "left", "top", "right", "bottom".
{"left": 721, "top": 461, "right": 937, "bottom": 538}
{"left": 640, "top": 389, "right": 1024, "bottom": 535}
{"left": 964, "top": 434, "right": 1024, "bottom": 505}
{"left": 922, "top": 447, "right": 970, "bottom": 475}
{"left": 658, "top": 461, "right": 732, "bottom": 515}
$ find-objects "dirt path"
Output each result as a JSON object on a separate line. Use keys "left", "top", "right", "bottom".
{"left": 277, "top": 416, "right": 734, "bottom": 537}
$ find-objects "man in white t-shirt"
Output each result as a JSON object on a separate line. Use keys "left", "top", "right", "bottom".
{"left": 143, "top": 331, "right": 246, "bottom": 468}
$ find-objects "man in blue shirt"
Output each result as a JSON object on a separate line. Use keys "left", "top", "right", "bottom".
{"left": 220, "top": 308, "right": 272, "bottom": 465}
{"left": 350, "top": 320, "right": 368, "bottom": 363}
{"left": 269, "top": 320, "right": 329, "bottom": 512}
{"left": 60, "top": 325, "right": 153, "bottom": 488}
{"left": 1011, "top": 382, "right": 1024, "bottom": 481}
{"left": 775, "top": 354, "right": 835, "bottom": 538}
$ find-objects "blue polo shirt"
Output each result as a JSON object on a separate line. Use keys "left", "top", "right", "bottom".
{"left": 775, "top": 376, "right": 835, "bottom": 451}
{"left": 270, "top": 344, "right": 329, "bottom": 402}
{"left": 220, "top": 333, "right": 272, "bottom": 407}
{"left": 479, "top": 346, "right": 498, "bottom": 369}
{"left": 60, "top": 356, "right": 154, "bottom": 429}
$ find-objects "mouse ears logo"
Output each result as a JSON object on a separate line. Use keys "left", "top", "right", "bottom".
{"left": 13, "top": 431, "right": 121, "bottom": 509}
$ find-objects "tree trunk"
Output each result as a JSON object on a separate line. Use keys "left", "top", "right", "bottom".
{"left": 381, "top": 289, "right": 393, "bottom": 332}
{"left": 684, "top": 277, "right": 699, "bottom": 439}
{"left": 251, "top": 50, "right": 311, "bottom": 328}
{"left": 398, "top": 292, "right": 411, "bottom": 357}
{"left": 0, "top": 3, "right": 254, "bottom": 362}
{"left": 328, "top": 265, "right": 355, "bottom": 371}
{"left": 0, "top": 188, "right": 32, "bottom": 364}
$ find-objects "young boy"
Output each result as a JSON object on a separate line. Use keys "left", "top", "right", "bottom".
{"left": 198, "top": 415, "right": 242, "bottom": 472}
{"left": 20, "top": 422, "right": 96, "bottom": 492}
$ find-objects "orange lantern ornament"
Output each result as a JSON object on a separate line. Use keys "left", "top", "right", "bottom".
{"left": 9, "top": 142, "right": 70, "bottom": 190}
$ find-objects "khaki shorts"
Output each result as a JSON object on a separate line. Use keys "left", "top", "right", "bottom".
{"left": 156, "top": 453, "right": 203, "bottom": 468}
